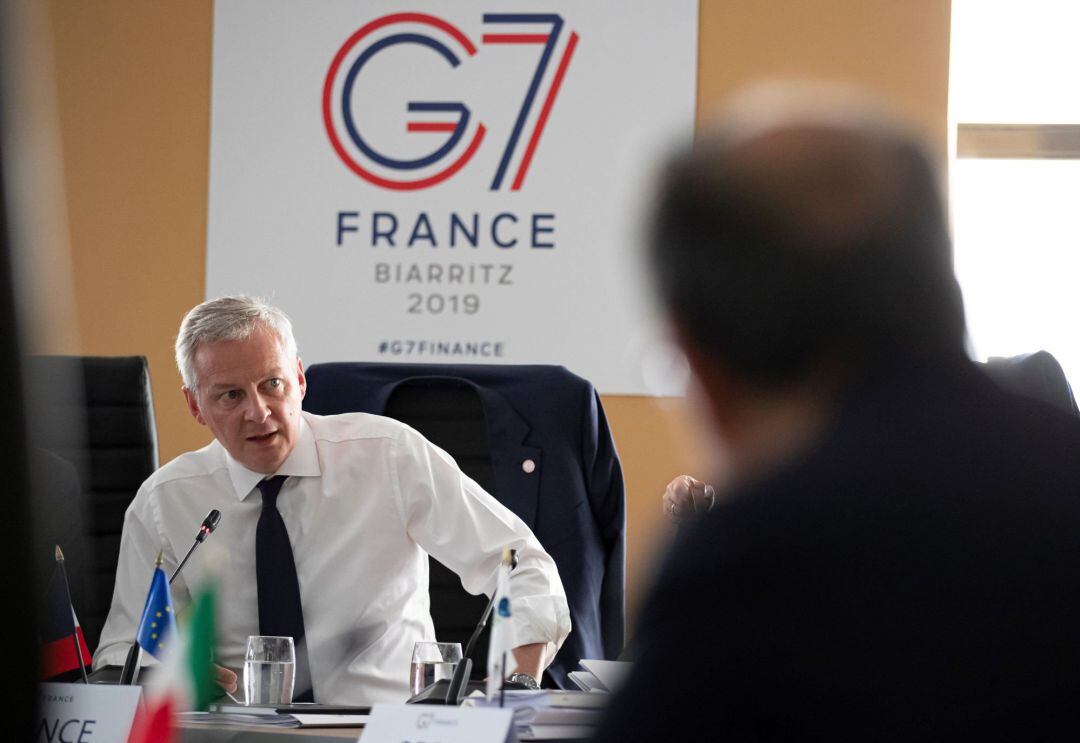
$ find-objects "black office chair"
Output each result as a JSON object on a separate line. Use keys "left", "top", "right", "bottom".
{"left": 25, "top": 355, "right": 159, "bottom": 651}
{"left": 386, "top": 379, "right": 495, "bottom": 678}
{"left": 303, "top": 362, "right": 626, "bottom": 688}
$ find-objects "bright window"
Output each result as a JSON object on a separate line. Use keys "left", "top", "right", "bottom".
{"left": 949, "top": 0, "right": 1080, "bottom": 389}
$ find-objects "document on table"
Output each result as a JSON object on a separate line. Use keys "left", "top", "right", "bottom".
{"left": 578, "top": 659, "right": 631, "bottom": 693}
{"left": 518, "top": 724, "right": 597, "bottom": 740}
{"left": 465, "top": 689, "right": 608, "bottom": 740}
{"left": 178, "top": 711, "right": 369, "bottom": 728}
{"left": 291, "top": 714, "right": 370, "bottom": 727}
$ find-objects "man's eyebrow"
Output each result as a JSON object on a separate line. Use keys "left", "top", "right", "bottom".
{"left": 206, "top": 382, "right": 238, "bottom": 393}
{"left": 205, "top": 370, "right": 285, "bottom": 391}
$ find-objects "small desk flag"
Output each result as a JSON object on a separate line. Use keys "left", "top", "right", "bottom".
{"left": 486, "top": 547, "right": 518, "bottom": 699}
{"left": 135, "top": 557, "right": 175, "bottom": 658}
{"left": 40, "top": 547, "right": 92, "bottom": 679}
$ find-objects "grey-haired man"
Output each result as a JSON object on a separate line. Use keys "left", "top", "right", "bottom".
{"left": 95, "top": 296, "right": 569, "bottom": 703}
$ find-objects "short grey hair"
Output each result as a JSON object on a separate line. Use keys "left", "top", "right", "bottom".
{"left": 175, "top": 295, "right": 298, "bottom": 390}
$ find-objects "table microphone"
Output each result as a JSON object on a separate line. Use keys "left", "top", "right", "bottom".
{"left": 172, "top": 509, "right": 222, "bottom": 582}
{"left": 118, "top": 509, "right": 222, "bottom": 685}
{"left": 407, "top": 548, "right": 518, "bottom": 706}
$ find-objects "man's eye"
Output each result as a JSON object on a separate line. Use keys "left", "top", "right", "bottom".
{"left": 223, "top": 390, "right": 241, "bottom": 401}
{"left": 268, "top": 378, "right": 282, "bottom": 388}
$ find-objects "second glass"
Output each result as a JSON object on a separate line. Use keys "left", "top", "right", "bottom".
{"left": 410, "top": 641, "right": 462, "bottom": 695}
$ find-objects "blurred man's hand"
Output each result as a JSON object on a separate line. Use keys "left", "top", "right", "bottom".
{"left": 661, "top": 475, "right": 716, "bottom": 526}
{"left": 215, "top": 664, "right": 238, "bottom": 694}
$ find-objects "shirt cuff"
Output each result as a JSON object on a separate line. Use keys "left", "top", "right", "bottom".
{"left": 511, "top": 593, "right": 572, "bottom": 667}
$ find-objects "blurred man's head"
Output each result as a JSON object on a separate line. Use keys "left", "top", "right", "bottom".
{"left": 652, "top": 84, "right": 965, "bottom": 402}
{"left": 176, "top": 296, "right": 306, "bottom": 474}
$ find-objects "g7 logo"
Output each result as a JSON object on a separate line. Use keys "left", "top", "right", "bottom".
{"left": 322, "top": 12, "right": 579, "bottom": 191}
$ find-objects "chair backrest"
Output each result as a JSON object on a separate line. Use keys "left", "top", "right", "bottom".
{"left": 25, "top": 355, "right": 159, "bottom": 650}
{"left": 981, "top": 350, "right": 1079, "bottom": 418}
{"left": 384, "top": 379, "right": 496, "bottom": 678}
{"left": 303, "top": 362, "right": 626, "bottom": 687}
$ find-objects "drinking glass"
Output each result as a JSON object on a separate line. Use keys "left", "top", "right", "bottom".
{"left": 244, "top": 635, "right": 295, "bottom": 705}
{"left": 409, "top": 641, "right": 462, "bottom": 695}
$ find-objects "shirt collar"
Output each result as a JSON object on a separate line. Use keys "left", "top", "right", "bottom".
{"left": 224, "top": 414, "right": 322, "bottom": 501}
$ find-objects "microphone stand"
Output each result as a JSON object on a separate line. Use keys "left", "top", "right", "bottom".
{"left": 119, "top": 511, "right": 221, "bottom": 685}
{"left": 435, "top": 591, "right": 497, "bottom": 704}
{"left": 408, "top": 549, "right": 519, "bottom": 706}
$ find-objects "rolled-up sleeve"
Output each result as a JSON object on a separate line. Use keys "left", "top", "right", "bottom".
{"left": 389, "top": 426, "right": 571, "bottom": 663}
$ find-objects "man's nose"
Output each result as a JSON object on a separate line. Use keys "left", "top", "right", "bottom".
{"left": 243, "top": 392, "right": 271, "bottom": 423}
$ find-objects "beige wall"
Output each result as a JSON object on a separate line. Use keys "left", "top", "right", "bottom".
{"left": 42, "top": 0, "right": 951, "bottom": 629}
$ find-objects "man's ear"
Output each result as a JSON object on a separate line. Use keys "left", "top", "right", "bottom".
{"left": 183, "top": 386, "right": 207, "bottom": 426}
{"left": 296, "top": 357, "right": 307, "bottom": 400}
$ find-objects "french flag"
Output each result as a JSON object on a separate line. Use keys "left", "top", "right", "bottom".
{"left": 40, "top": 562, "right": 92, "bottom": 679}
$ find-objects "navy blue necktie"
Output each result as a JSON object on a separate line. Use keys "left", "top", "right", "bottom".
{"left": 256, "top": 475, "right": 314, "bottom": 702}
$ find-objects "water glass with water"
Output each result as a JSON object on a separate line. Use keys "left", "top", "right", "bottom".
{"left": 244, "top": 635, "right": 295, "bottom": 705}
{"left": 410, "top": 641, "right": 462, "bottom": 695}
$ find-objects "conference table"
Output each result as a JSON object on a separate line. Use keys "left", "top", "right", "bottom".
{"left": 177, "top": 722, "right": 364, "bottom": 742}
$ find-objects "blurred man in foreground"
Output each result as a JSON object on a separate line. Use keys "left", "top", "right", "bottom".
{"left": 595, "top": 85, "right": 1080, "bottom": 739}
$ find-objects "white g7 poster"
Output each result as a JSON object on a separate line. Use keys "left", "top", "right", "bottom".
{"left": 207, "top": 0, "right": 698, "bottom": 394}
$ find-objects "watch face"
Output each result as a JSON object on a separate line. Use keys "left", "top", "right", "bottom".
{"left": 511, "top": 673, "right": 540, "bottom": 690}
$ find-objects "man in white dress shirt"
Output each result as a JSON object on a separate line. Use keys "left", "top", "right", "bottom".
{"left": 93, "top": 296, "right": 570, "bottom": 703}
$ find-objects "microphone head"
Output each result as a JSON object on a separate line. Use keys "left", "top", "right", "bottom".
{"left": 196, "top": 509, "right": 222, "bottom": 542}
{"left": 203, "top": 509, "right": 222, "bottom": 532}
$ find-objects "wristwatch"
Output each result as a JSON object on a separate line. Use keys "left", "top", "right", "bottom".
{"left": 508, "top": 672, "right": 541, "bottom": 690}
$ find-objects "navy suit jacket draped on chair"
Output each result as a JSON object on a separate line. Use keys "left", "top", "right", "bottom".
{"left": 302, "top": 362, "right": 626, "bottom": 687}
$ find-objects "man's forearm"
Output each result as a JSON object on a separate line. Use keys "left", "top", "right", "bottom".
{"left": 510, "top": 642, "right": 547, "bottom": 679}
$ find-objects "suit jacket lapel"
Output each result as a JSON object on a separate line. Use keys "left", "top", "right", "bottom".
{"left": 369, "top": 375, "right": 542, "bottom": 529}
{"left": 475, "top": 385, "right": 541, "bottom": 529}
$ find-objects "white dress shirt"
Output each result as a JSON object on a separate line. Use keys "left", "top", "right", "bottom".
{"left": 94, "top": 411, "right": 571, "bottom": 703}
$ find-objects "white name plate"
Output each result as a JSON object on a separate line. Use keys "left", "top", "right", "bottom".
{"left": 362, "top": 704, "right": 516, "bottom": 743}
{"left": 38, "top": 683, "right": 141, "bottom": 743}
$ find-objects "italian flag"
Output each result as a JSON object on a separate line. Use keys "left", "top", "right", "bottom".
{"left": 126, "top": 582, "right": 219, "bottom": 743}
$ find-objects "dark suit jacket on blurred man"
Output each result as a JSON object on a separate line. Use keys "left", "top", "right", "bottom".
{"left": 594, "top": 84, "right": 1080, "bottom": 740}
{"left": 600, "top": 351, "right": 1080, "bottom": 740}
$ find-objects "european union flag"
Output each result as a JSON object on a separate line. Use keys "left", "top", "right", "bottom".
{"left": 135, "top": 564, "right": 175, "bottom": 658}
